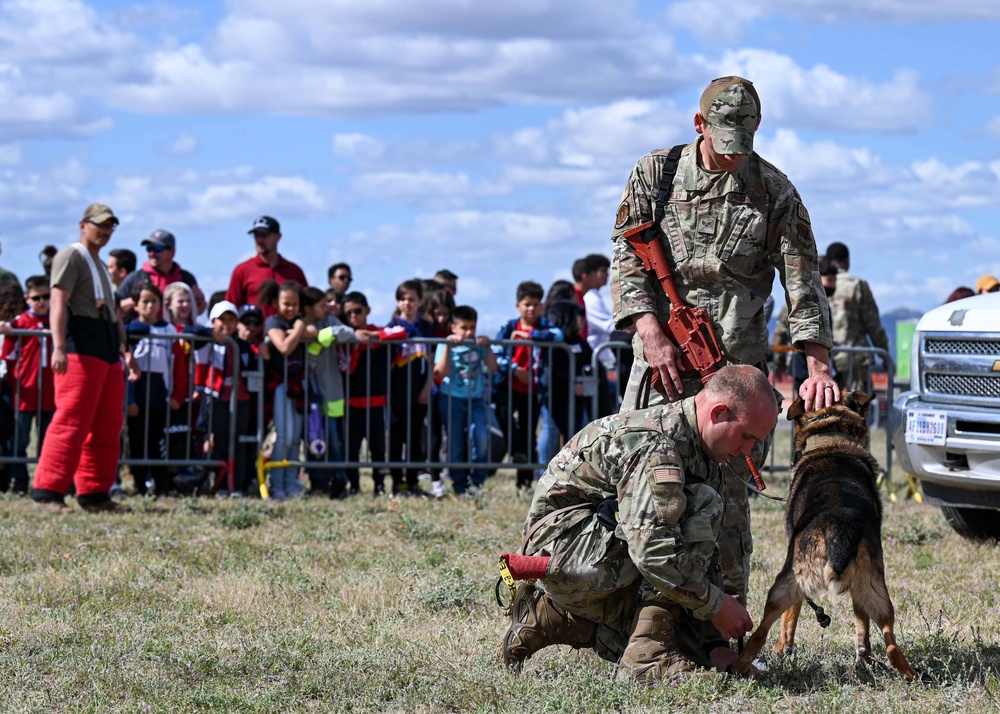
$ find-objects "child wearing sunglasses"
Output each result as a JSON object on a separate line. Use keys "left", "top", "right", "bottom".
{"left": 340, "top": 291, "right": 406, "bottom": 496}
{"left": 0, "top": 275, "right": 55, "bottom": 494}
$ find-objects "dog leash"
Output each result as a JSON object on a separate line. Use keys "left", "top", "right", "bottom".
{"left": 728, "top": 462, "right": 786, "bottom": 503}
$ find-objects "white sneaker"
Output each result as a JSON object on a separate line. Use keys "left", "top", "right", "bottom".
{"left": 431, "top": 480, "right": 446, "bottom": 499}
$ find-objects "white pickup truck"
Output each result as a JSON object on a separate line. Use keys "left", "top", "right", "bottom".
{"left": 892, "top": 292, "right": 1000, "bottom": 539}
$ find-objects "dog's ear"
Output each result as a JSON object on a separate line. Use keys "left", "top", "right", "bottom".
{"left": 786, "top": 397, "right": 806, "bottom": 421}
{"left": 843, "top": 390, "right": 875, "bottom": 415}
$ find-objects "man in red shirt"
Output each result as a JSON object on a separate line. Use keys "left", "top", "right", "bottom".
{"left": 225, "top": 216, "right": 307, "bottom": 318}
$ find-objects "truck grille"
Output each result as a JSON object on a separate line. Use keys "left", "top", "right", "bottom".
{"left": 925, "top": 338, "right": 1000, "bottom": 355}
{"left": 925, "top": 374, "right": 1000, "bottom": 398}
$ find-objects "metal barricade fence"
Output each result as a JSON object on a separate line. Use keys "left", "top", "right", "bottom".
{"left": 831, "top": 344, "right": 895, "bottom": 473}
{"left": 122, "top": 330, "right": 245, "bottom": 495}
{"left": 0, "top": 328, "right": 55, "bottom": 493}
{"left": 0, "top": 328, "right": 244, "bottom": 495}
{"left": 3, "top": 328, "right": 896, "bottom": 496}
{"left": 255, "top": 335, "right": 634, "bottom": 496}
{"left": 242, "top": 334, "right": 899, "bottom": 494}
{"left": 590, "top": 340, "right": 633, "bottom": 417}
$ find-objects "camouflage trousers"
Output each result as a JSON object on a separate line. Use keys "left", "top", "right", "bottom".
{"left": 622, "top": 343, "right": 776, "bottom": 606}
{"left": 525, "top": 483, "right": 724, "bottom": 663}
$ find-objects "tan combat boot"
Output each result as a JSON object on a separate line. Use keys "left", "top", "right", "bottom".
{"left": 617, "top": 602, "right": 699, "bottom": 684}
{"left": 502, "top": 582, "right": 597, "bottom": 671}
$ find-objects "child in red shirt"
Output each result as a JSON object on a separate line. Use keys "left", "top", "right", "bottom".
{"left": 0, "top": 276, "right": 55, "bottom": 494}
{"left": 341, "top": 291, "right": 406, "bottom": 496}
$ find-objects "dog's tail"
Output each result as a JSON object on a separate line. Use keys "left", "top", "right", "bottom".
{"left": 825, "top": 520, "right": 865, "bottom": 579}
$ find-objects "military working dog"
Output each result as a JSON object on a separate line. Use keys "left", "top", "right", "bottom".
{"left": 732, "top": 392, "right": 918, "bottom": 681}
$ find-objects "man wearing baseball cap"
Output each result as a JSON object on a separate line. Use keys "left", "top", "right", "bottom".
{"left": 116, "top": 228, "right": 204, "bottom": 318}
{"left": 225, "top": 215, "right": 307, "bottom": 319}
{"left": 593, "top": 76, "right": 836, "bottom": 681}
{"left": 32, "top": 203, "right": 140, "bottom": 513}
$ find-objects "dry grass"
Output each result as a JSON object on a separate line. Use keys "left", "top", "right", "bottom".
{"left": 0, "top": 422, "right": 997, "bottom": 712}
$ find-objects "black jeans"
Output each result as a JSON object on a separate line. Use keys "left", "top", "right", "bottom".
{"left": 345, "top": 404, "right": 386, "bottom": 494}
{"left": 128, "top": 408, "right": 169, "bottom": 495}
{"left": 388, "top": 399, "right": 426, "bottom": 491}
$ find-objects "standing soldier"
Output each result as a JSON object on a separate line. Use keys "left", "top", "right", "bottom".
{"left": 608, "top": 76, "right": 838, "bottom": 623}
{"left": 825, "top": 242, "right": 890, "bottom": 393}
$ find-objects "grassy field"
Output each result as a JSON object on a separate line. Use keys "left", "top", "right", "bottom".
{"left": 2, "top": 425, "right": 999, "bottom": 713}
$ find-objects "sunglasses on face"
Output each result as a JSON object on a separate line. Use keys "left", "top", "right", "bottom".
{"left": 334, "top": 274, "right": 352, "bottom": 282}
{"left": 344, "top": 307, "right": 365, "bottom": 318}
{"left": 147, "top": 245, "right": 167, "bottom": 254}
{"left": 28, "top": 294, "right": 50, "bottom": 302}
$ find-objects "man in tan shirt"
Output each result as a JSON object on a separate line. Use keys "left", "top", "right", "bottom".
{"left": 32, "top": 203, "right": 139, "bottom": 513}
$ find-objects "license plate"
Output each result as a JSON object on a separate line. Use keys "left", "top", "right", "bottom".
{"left": 906, "top": 410, "right": 947, "bottom": 446}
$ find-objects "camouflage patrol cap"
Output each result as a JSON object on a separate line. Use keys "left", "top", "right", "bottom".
{"left": 699, "top": 76, "right": 760, "bottom": 156}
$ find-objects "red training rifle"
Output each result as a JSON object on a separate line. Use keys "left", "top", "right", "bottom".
{"left": 622, "top": 220, "right": 766, "bottom": 490}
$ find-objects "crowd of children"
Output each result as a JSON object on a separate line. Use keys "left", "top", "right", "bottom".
{"left": 0, "top": 257, "right": 620, "bottom": 500}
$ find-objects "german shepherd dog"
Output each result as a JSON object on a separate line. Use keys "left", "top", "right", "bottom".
{"left": 731, "top": 392, "right": 918, "bottom": 681}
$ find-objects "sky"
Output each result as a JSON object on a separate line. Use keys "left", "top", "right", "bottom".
{"left": 1, "top": 0, "right": 999, "bottom": 333}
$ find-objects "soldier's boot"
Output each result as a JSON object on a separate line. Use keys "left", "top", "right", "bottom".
{"left": 617, "top": 602, "right": 699, "bottom": 684}
{"left": 502, "top": 581, "right": 596, "bottom": 672}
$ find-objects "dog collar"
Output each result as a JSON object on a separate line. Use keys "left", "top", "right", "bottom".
{"left": 802, "top": 432, "right": 865, "bottom": 453}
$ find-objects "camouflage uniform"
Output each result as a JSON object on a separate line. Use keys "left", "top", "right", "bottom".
{"left": 609, "top": 137, "right": 833, "bottom": 602}
{"left": 522, "top": 397, "right": 728, "bottom": 662}
{"left": 829, "top": 271, "right": 889, "bottom": 393}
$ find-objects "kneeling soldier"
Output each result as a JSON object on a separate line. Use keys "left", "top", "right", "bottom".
{"left": 501, "top": 365, "right": 778, "bottom": 682}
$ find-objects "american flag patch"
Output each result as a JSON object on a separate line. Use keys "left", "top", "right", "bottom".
{"left": 653, "top": 466, "right": 683, "bottom": 484}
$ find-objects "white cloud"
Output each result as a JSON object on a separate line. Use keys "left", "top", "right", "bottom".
{"left": 665, "top": 1, "right": 763, "bottom": 44}
{"left": 415, "top": 210, "right": 573, "bottom": 249}
{"left": 715, "top": 50, "right": 931, "bottom": 132}
{"left": 0, "top": 143, "right": 22, "bottom": 166}
{"left": 667, "top": 0, "right": 1000, "bottom": 41}
{"left": 226, "top": 0, "right": 639, "bottom": 40}
{"left": 97, "top": 169, "right": 325, "bottom": 229}
{"left": 0, "top": 66, "right": 114, "bottom": 141}
{"left": 104, "top": 3, "right": 696, "bottom": 116}
{"left": 354, "top": 171, "right": 476, "bottom": 201}
{"left": 0, "top": 0, "right": 138, "bottom": 64}
{"left": 165, "top": 131, "right": 199, "bottom": 156}
{"left": 755, "top": 129, "right": 888, "bottom": 188}
{"left": 332, "top": 133, "right": 386, "bottom": 160}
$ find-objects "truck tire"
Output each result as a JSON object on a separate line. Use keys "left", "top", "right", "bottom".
{"left": 940, "top": 506, "right": 1000, "bottom": 540}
